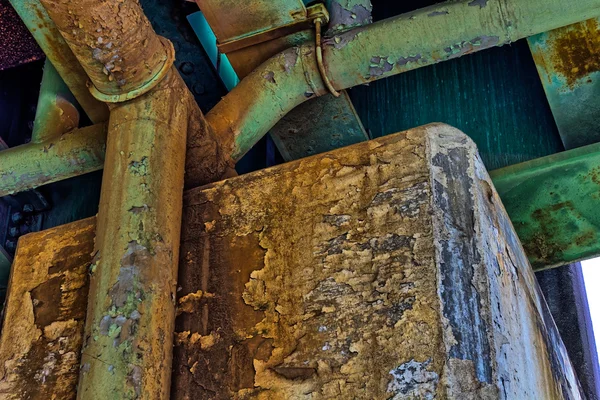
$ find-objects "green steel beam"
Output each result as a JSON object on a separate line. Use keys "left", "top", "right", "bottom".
{"left": 490, "top": 143, "right": 600, "bottom": 270}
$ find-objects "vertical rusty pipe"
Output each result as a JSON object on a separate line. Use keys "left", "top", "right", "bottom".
{"left": 78, "top": 69, "right": 189, "bottom": 399}
{"left": 36, "top": 0, "right": 190, "bottom": 398}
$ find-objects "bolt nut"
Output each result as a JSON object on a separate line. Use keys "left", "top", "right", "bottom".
{"left": 5, "top": 240, "right": 16, "bottom": 252}
{"left": 11, "top": 212, "right": 23, "bottom": 224}
{"left": 193, "top": 82, "right": 205, "bottom": 95}
{"left": 8, "top": 227, "right": 18, "bottom": 238}
{"left": 22, "top": 204, "right": 34, "bottom": 213}
{"left": 179, "top": 61, "right": 195, "bottom": 75}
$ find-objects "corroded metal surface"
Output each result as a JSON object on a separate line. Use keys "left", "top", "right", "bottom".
{"left": 195, "top": 0, "right": 307, "bottom": 50}
{"left": 173, "top": 123, "right": 582, "bottom": 398}
{"left": 529, "top": 17, "right": 600, "bottom": 149}
{"left": 0, "top": 218, "right": 95, "bottom": 399}
{"left": 0, "top": 123, "right": 107, "bottom": 197}
{"left": 206, "top": 0, "right": 600, "bottom": 162}
{"left": 490, "top": 142, "right": 600, "bottom": 270}
{"left": 7, "top": 0, "right": 108, "bottom": 122}
{"left": 325, "top": 0, "right": 372, "bottom": 33}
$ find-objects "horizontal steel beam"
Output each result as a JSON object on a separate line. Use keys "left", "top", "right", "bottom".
{"left": 490, "top": 142, "right": 600, "bottom": 270}
{"left": 0, "top": 124, "right": 107, "bottom": 197}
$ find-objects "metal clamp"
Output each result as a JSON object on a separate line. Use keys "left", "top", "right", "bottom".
{"left": 314, "top": 17, "right": 341, "bottom": 98}
{"left": 218, "top": 3, "right": 329, "bottom": 54}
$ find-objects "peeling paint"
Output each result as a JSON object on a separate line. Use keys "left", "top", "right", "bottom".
{"left": 263, "top": 71, "right": 276, "bottom": 83}
{"left": 428, "top": 10, "right": 449, "bottom": 17}
{"left": 128, "top": 156, "right": 149, "bottom": 176}
{"left": 468, "top": 0, "right": 489, "bottom": 8}
{"left": 283, "top": 50, "right": 298, "bottom": 73}
{"left": 369, "top": 56, "right": 394, "bottom": 77}
{"left": 444, "top": 36, "right": 500, "bottom": 60}
{"left": 328, "top": 0, "right": 372, "bottom": 31}
{"left": 322, "top": 26, "right": 366, "bottom": 50}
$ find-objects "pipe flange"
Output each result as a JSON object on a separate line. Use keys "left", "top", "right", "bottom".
{"left": 88, "top": 36, "right": 176, "bottom": 103}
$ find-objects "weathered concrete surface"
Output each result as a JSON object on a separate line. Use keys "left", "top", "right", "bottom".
{"left": 0, "top": 124, "right": 584, "bottom": 399}
{"left": 0, "top": 218, "right": 94, "bottom": 399}
{"left": 173, "top": 123, "right": 584, "bottom": 399}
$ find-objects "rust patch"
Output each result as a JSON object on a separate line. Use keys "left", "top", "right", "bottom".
{"left": 575, "top": 230, "right": 596, "bottom": 247}
{"left": 525, "top": 201, "right": 576, "bottom": 266}
{"left": 547, "top": 19, "right": 600, "bottom": 88}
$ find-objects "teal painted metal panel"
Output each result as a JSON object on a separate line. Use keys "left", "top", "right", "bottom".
{"left": 528, "top": 18, "right": 600, "bottom": 150}
{"left": 349, "top": 40, "right": 564, "bottom": 170}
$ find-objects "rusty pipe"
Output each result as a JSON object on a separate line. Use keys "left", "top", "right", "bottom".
{"left": 207, "top": 0, "right": 600, "bottom": 161}
{"left": 34, "top": 0, "right": 230, "bottom": 398}
{"left": 77, "top": 69, "right": 190, "bottom": 400}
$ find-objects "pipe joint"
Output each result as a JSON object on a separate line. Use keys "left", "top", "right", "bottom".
{"left": 88, "top": 36, "right": 176, "bottom": 103}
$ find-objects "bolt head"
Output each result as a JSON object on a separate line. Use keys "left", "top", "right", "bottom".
{"left": 11, "top": 212, "right": 22, "bottom": 224}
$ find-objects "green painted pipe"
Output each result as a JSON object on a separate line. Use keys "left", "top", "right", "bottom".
{"left": 31, "top": 60, "right": 80, "bottom": 143}
{"left": 207, "top": 0, "right": 600, "bottom": 161}
{"left": 0, "top": 124, "right": 107, "bottom": 197}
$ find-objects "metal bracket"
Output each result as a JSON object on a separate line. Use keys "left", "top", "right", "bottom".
{"left": 217, "top": 3, "right": 329, "bottom": 54}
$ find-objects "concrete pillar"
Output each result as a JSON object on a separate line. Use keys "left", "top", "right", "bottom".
{"left": 173, "top": 123, "right": 583, "bottom": 399}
